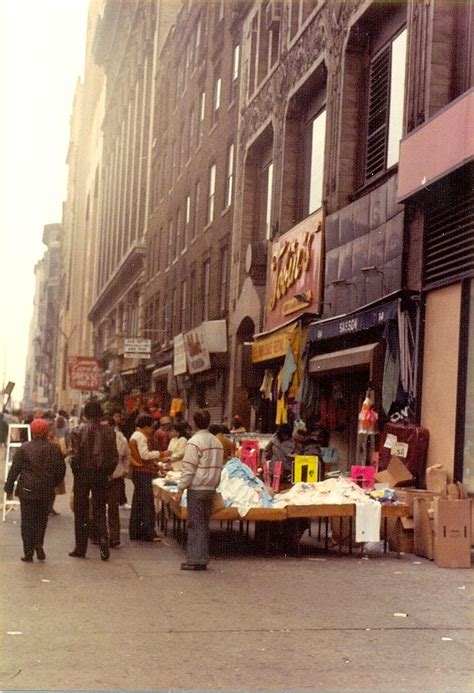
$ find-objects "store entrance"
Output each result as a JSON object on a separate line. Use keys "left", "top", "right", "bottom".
{"left": 314, "top": 369, "right": 370, "bottom": 473}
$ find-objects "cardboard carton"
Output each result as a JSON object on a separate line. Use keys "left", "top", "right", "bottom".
{"left": 413, "top": 497, "right": 435, "bottom": 559}
{"left": 433, "top": 498, "right": 472, "bottom": 568}
{"left": 425, "top": 465, "right": 448, "bottom": 495}
{"left": 395, "top": 488, "right": 440, "bottom": 516}
{"left": 375, "top": 456, "right": 413, "bottom": 488}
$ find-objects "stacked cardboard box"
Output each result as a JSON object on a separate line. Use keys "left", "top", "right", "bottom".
{"left": 407, "top": 465, "right": 472, "bottom": 568}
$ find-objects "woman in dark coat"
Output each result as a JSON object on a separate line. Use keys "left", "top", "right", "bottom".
{"left": 4, "top": 418, "right": 65, "bottom": 562}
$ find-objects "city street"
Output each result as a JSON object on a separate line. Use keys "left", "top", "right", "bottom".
{"left": 0, "top": 477, "right": 472, "bottom": 693}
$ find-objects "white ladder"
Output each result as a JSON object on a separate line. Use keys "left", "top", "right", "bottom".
{"left": 2, "top": 423, "right": 31, "bottom": 521}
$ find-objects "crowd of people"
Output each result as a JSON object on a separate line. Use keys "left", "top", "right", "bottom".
{"left": 3, "top": 403, "right": 322, "bottom": 570}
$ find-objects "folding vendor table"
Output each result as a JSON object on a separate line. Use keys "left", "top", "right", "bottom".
{"left": 153, "top": 480, "right": 409, "bottom": 557}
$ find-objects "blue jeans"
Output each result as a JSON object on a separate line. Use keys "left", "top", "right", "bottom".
{"left": 186, "top": 489, "right": 215, "bottom": 565}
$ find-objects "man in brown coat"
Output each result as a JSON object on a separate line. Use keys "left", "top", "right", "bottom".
{"left": 69, "top": 400, "right": 118, "bottom": 561}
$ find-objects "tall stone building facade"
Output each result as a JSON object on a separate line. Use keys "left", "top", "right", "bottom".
{"left": 23, "top": 224, "right": 62, "bottom": 410}
{"left": 144, "top": 1, "right": 248, "bottom": 423}
{"left": 88, "top": 0, "right": 178, "bottom": 404}
{"left": 55, "top": 0, "right": 105, "bottom": 412}
{"left": 226, "top": 0, "right": 473, "bottom": 483}
{"left": 52, "top": 0, "right": 472, "bottom": 487}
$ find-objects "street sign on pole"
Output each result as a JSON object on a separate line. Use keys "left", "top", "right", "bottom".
{"left": 68, "top": 356, "right": 102, "bottom": 391}
{"left": 124, "top": 338, "right": 152, "bottom": 359}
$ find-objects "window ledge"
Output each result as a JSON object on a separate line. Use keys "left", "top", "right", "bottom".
{"left": 350, "top": 164, "right": 399, "bottom": 204}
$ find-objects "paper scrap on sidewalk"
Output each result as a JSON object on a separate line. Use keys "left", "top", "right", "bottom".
{"left": 441, "top": 637, "right": 453, "bottom": 641}
{"left": 7, "top": 631, "right": 22, "bottom": 635}
{"left": 393, "top": 612, "right": 408, "bottom": 617}
{"left": 41, "top": 579, "right": 51, "bottom": 583}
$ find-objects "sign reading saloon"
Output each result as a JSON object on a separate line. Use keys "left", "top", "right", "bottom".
{"left": 68, "top": 356, "right": 103, "bottom": 391}
{"left": 265, "top": 209, "right": 323, "bottom": 331}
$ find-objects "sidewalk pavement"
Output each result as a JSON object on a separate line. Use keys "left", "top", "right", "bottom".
{"left": 0, "top": 476, "right": 472, "bottom": 693}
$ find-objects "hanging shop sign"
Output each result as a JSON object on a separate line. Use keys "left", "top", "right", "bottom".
{"left": 184, "top": 326, "right": 212, "bottom": 374}
{"left": 124, "top": 338, "right": 152, "bottom": 359}
{"left": 177, "top": 321, "right": 227, "bottom": 374}
{"left": 251, "top": 324, "right": 296, "bottom": 363}
{"left": 68, "top": 356, "right": 103, "bottom": 391}
{"left": 173, "top": 334, "right": 187, "bottom": 376}
{"left": 308, "top": 299, "right": 399, "bottom": 343}
{"left": 265, "top": 209, "right": 323, "bottom": 332}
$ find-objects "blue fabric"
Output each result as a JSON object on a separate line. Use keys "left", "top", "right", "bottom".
{"left": 220, "top": 458, "right": 274, "bottom": 508}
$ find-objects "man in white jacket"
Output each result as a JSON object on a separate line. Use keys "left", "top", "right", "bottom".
{"left": 175, "top": 409, "right": 223, "bottom": 571}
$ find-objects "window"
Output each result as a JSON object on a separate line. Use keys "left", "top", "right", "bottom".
{"left": 184, "top": 194, "right": 191, "bottom": 248}
{"left": 289, "top": 0, "right": 314, "bottom": 41}
{"left": 193, "top": 180, "right": 200, "bottom": 239}
{"left": 219, "top": 247, "right": 228, "bottom": 316}
{"left": 180, "top": 281, "right": 187, "bottom": 332}
{"left": 161, "top": 151, "right": 167, "bottom": 197}
{"left": 189, "top": 270, "right": 196, "bottom": 326}
{"left": 207, "top": 164, "right": 216, "bottom": 224}
{"left": 171, "top": 140, "right": 176, "bottom": 186}
{"left": 198, "top": 91, "right": 206, "bottom": 146}
{"left": 306, "top": 109, "right": 326, "bottom": 214}
{"left": 164, "top": 299, "right": 171, "bottom": 342}
{"left": 212, "top": 75, "right": 221, "bottom": 124}
{"left": 167, "top": 219, "right": 173, "bottom": 266}
{"left": 216, "top": 0, "right": 224, "bottom": 25}
{"left": 365, "top": 28, "right": 407, "bottom": 180}
{"left": 225, "top": 142, "right": 234, "bottom": 209}
{"left": 175, "top": 208, "right": 182, "bottom": 259}
{"left": 172, "top": 286, "right": 179, "bottom": 336}
{"left": 188, "top": 108, "right": 194, "bottom": 159}
{"left": 195, "top": 14, "right": 202, "bottom": 66}
{"left": 263, "top": 162, "right": 273, "bottom": 240}
{"left": 203, "top": 259, "right": 211, "bottom": 321}
{"left": 230, "top": 43, "right": 240, "bottom": 101}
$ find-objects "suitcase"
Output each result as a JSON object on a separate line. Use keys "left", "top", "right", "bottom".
{"left": 378, "top": 423, "right": 429, "bottom": 486}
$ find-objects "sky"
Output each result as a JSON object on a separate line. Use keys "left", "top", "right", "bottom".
{"left": 0, "top": 0, "right": 89, "bottom": 406}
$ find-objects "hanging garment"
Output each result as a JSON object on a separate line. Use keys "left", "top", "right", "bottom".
{"left": 275, "top": 396, "right": 288, "bottom": 425}
{"left": 280, "top": 345, "right": 297, "bottom": 395}
{"left": 259, "top": 369, "right": 274, "bottom": 400}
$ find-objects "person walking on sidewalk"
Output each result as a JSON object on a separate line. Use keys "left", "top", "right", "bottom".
{"left": 129, "top": 414, "right": 171, "bottom": 542}
{"left": 175, "top": 409, "right": 224, "bottom": 571}
{"left": 69, "top": 400, "right": 118, "bottom": 561}
{"left": 4, "top": 418, "right": 65, "bottom": 562}
{"left": 103, "top": 414, "right": 130, "bottom": 548}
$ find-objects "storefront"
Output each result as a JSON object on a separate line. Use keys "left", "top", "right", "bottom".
{"left": 302, "top": 292, "right": 420, "bottom": 470}
{"left": 172, "top": 320, "right": 229, "bottom": 424}
{"left": 398, "top": 90, "right": 474, "bottom": 487}
{"left": 250, "top": 210, "right": 324, "bottom": 433}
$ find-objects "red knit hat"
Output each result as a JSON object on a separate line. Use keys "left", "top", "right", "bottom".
{"left": 30, "top": 418, "right": 50, "bottom": 437}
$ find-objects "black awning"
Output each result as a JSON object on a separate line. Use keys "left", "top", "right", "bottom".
{"left": 308, "top": 298, "right": 400, "bottom": 343}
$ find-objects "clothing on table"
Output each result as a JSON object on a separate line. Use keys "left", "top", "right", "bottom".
{"left": 4, "top": 437, "right": 65, "bottom": 559}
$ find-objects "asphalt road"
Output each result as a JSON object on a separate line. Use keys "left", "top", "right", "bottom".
{"left": 0, "top": 477, "right": 472, "bottom": 693}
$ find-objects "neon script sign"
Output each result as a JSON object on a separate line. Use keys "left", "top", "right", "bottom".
{"left": 268, "top": 231, "right": 314, "bottom": 311}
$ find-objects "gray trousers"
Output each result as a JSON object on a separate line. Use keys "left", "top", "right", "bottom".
{"left": 186, "top": 489, "right": 215, "bottom": 565}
